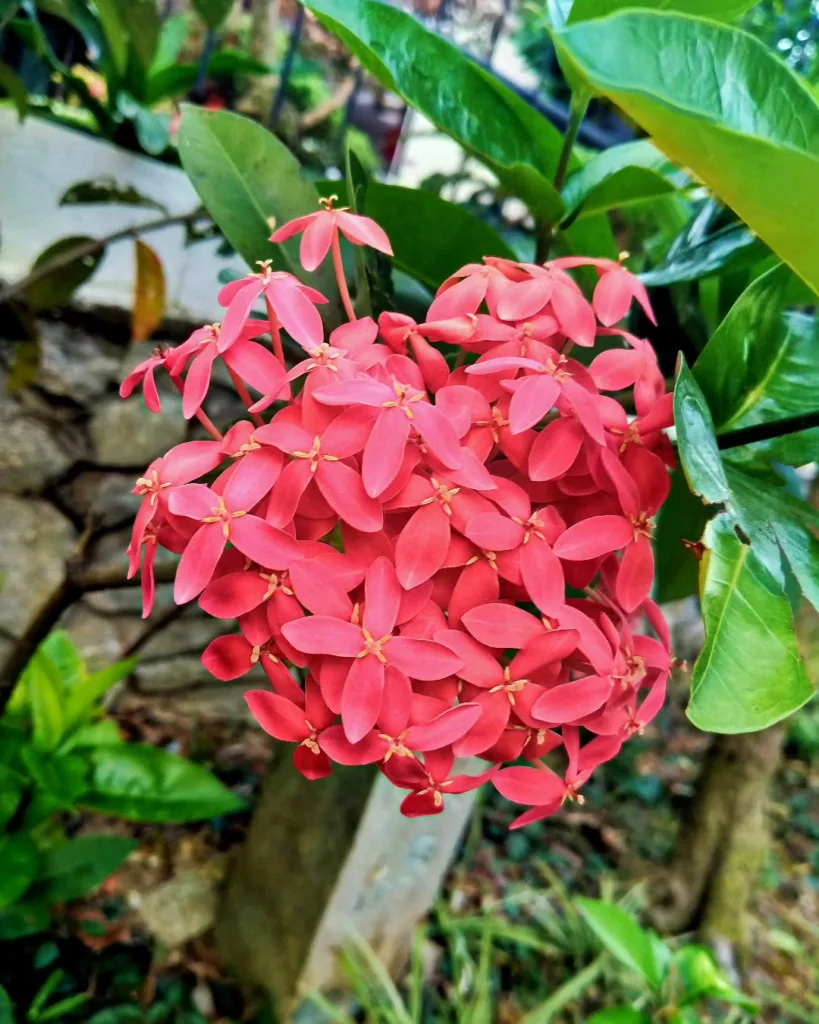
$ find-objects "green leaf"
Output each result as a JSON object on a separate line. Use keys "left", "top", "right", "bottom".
{"left": 21, "top": 748, "right": 88, "bottom": 810}
{"left": 570, "top": 0, "right": 758, "bottom": 23}
{"left": 91, "top": 0, "right": 128, "bottom": 75}
{"left": 654, "top": 467, "right": 711, "bottom": 603}
{"left": 640, "top": 223, "right": 765, "bottom": 287}
{"left": 562, "top": 139, "right": 686, "bottom": 220}
{"left": 555, "top": 11, "right": 819, "bottom": 294}
{"left": 0, "top": 60, "right": 28, "bottom": 120}
{"left": 191, "top": 0, "right": 232, "bottom": 28}
{"left": 27, "top": 658, "right": 66, "bottom": 754}
{"left": 63, "top": 657, "right": 137, "bottom": 731}
{"left": 304, "top": 0, "right": 566, "bottom": 224}
{"left": 25, "top": 237, "right": 104, "bottom": 310}
{"left": 0, "top": 897, "right": 50, "bottom": 940}
{"left": 150, "top": 12, "right": 189, "bottom": 73}
{"left": 0, "top": 1, "right": 21, "bottom": 33}
{"left": 58, "top": 720, "right": 123, "bottom": 753}
{"left": 177, "top": 105, "right": 338, "bottom": 301}
{"left": 0, "top": 833, "right": 38, "bottom": 909}
{"left": 0, "top": 775, "right": 23, "bottom": 832}
{"left": 60, "top": 177, "right": 167, "bottom": 213}
{"left": 35, "top": 836, "right": 137, "bottom": 903}
{"left": 694, "top": 263, "right": 819, "bottom": 437}
{"left": 86, "top": 1007, "right": 145, "bottom": 1024}
{"left": 576, "top": 898, "right": 663, "bottom": 990}
{"left": 81, "top": 745, "right": 246, "bottom": 823}
{"left": 109, "top": 0, "right": 159, "bottom": 70}
{"left": 41, "top": 631, "right": 84, "bottom": 690}
{"left": 675, "top": 945, "right": 759, "bottom": 1013}
{"left": 0, "top": 985, "right": 13, "bottom": 1024}
{"left": 673, "top": 356, "right": 731, "bottom": 507}
{"left": 687, "top": 514, "right": 814, "bottom": 733}
{"left": 583, "top": 1010, "right": 651, "bottom": 1024}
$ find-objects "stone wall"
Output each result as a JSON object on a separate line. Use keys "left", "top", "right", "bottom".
{"left": 0, "top": 312, "right": 264, "bottom": 711}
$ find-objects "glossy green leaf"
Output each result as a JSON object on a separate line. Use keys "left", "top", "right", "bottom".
{"left": 562, "top": 139, "right": 685, "bottom": 220}
{"left": 58, "top": 720, "right": 123, "bottom": 753}
{"left": 27, "top": 659, "right": 66, "bottom": 754}
{"left": 35, "top": 836, "right": 137, "bottom": 903}
{"left": 570, "top": 0, "right": 758, "bottom": 23}
{"left": 63, "top": 657, "right": 137, "bottom": 731}
{"left": 21, "top": 748, "right": 88, "bottom": 810}
{"left": 695, "top": 263, "right": 819, "bottom": 436}
{"left": 0, "top": 833, "right": 38, "bottom": 909}
{"left": 178, "top": 105, "right": 338, "bottom": 301}
{"left": 81, "top": 745, "right": 245, "bottom": 823}
{"left": 576, "top": 898, "right": 663, "bottom": 990}
{"left": 555, "top": 11, "right": 819, "bottom": 294}
{"left": 191, "top": 0, "right": 232, "bottom": 28}
{"left": 727, "top": 427, "right": 819, "bottom": 470}
{"left": 109, "top": 0, "right": 159, "bottom": 70}
{"left": 673, "top": 356, "right": 731, "bottom": 507}
{"left": 687, "top": 514, "right": 814, "bottom": 733}
{"left": 0, "top": 61, "right": 28, "bottom": 121}
{"left": 25, "top": 236, "right": 104, "bottom": 310}
{"left": 675, "top": 945, "right": 760, "bottom": 1012}
{"left": 583, "top": 1010, "right": 651, "bottom": 1024}
{"left": 41, "top": 631, "right": 84, "bottom": 690}
{"left": 304, "top": 0, "right": 566, "bottom": 224}
{"left": 60, "top": 178, "right": 167, "bottom": 213}
{"left": 91, "top": 0, "right": 128, "bottom": 75}
{"left": 640, "top": 223, "right": 765, "bottom": 287}
{"left": 654, "top": 468, "right": 711, "bottom": 603}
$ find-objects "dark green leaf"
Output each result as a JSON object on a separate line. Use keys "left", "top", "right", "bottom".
{"left": 570, "top": 0, "right": 758, "bottom": 22}
{"left": 90, "top": 0, "right": 128, "bottom": 75}
{"left": 694, "top": 264, "right": 819, "bottom": 437}
{"left": 687, "top": 514, "right": 814, "bottom": 733}
{"left": 0, "top": 1, "right": 21, "bottom": 33}
{"left": 0, "top": 60, "right": 28, "bottom": 120}
{"left": 0, "top": 833, "right": 38, "bottom": 909}
{"left": 0, "top": 984, "right": 13, "bottom": 1024}
{"left": 343, "top": 145, "right": 374, "bottom": 318}
{"left": 673, "top": 356, "right": 731, "bottom": 507}
{"left": 35, "top": 836, "right": 137, "bottom": 903}
{"left": 21, "top": 748, "right": 88, "bottom": 809}
{"left": 640, "top": 224, "right": 765, "bottom": 287}
{"left": 110, "top": 0, "right": 159, "bottom": 70}
{"left": 208, "top": 50, "right": 271, "bottom": 77}
{"left": 305, "top": 0, "right": 566, "bottom": 224}
{"left": 177, "top": 105, "right": 339, "bottom": 302}
{"left": 654, "top": 468, "right": 711, "bottom": 603}
{"left": 147, "top": 52, "right": 270, "bottom": 104}
{"left": 63, "top": 657, "right": 137, "bottom": 731}
{"left": 81, "top": 745, "right": 245, "bottom": 823}
{"left": 191, "top": 0, "right": 233, "bottom": 28}
{"left": 562, "top": 139, "right": 686, "bottom": 220}
{"left": 33, "top": 940, "right": 60, "bottom": 969}
{"left": 60, "top": 178, "right": 167, "bottom": 213}
{"left": 0, "top": 772, "right": 23, "bottom": 831}
{"left": 25, "top": 237, "right": 104, "bottom": 310}
{"left": 555, "top": 11, "right": 819, "bottom": 293}
{"left": 0, "top": 897, "right": 50, "bottom": 940}
{"left": 87, "top": 1007, "right": 145, "bottom": 1024}
{"left": 576, "top": 898, "right": 663, "bottom": 990}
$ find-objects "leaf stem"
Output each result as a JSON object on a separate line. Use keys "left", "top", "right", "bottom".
{"left": 227, "top": 366, "right": 265, "bottom": 428}
{"left": 331, "top": 232, "right": 358, "bottom": 322}
{"left": 717, "top": 410, "right": 819, "bottom": 451}
{"left": 535, "top": 90, "right": 590, "bottom": 263}
{"left": 264, "top": 296, "right": 287, "bottom": 367}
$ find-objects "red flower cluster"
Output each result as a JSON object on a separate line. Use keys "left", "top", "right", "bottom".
{"left": 122, "top": 199, "right": 674, "bottom": 828}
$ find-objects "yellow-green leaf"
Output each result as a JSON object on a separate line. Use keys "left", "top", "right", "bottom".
{"left": 132, "top": 240, "right": 165, "bottom": 343}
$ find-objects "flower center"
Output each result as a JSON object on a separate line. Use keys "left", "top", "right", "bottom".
{"left": 291, "top": 435, "right": 340, "bottom": 471}
{"left": 202, "top": 496, "right": 247, "bottom": 537}
{"left": 357, "top": 627, "right": 393, "bottom": 663}
{"left": 134, "top": 469, "right": 171, "bottom": 505}
{"left": 629, "top": 511, "right": 654, "bottom": 541}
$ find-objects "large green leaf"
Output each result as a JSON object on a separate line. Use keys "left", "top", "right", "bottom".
{"left": 561, "top": 139, "right": 686, "bottom": 220}
{"left": 653, "top": 467, "right": 711, "bottom": 603}
{"left": 177, "top": 105, "right": 338, "bottom": 302}
{"left": 570, "top": 0, "right": 758, "bottom": 22}
{"left": 109, "top": 0, "right": 159, "bottom": 70}
{"left": 81, "top": 745, "right": 245, "bottom": 823}
{"left": 555, "top": 11, "right": 819, "bottom": 294}
{"left": 35, "top": 836, "right": 137, "bottom": 903}
{"left": 694, "top": 263, "right": 819, "bottom": 438}
{"left": 304, "top": 0, "right": 566, "bottom": 224}
{"left": 0, "top": 833, "right": 38, "bottom": 909}
{"left": 576, "top": 898, "right": 663, "bottom": 990}
{"left": 640, "top": 224, "right": 765, "bottom": 287}
{"left": 687, "top": 514, "right": 814, "bottom": 733}
{"left": 673, "top": 356, "right": 731, "bottom": 507}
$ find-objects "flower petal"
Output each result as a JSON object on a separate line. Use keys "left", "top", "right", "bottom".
{"left": 553, "top": 516, "right": 633, "bottom": 560}
{"left": 245, "top": 690, "right": 309, "bottom": 741}
{"left": 342, "top": 655, "right": 385, "bottom": 743}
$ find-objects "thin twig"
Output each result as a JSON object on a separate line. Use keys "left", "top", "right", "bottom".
{"left": 0, "top": 209, "right": 210, "bottom": 308}
{"left": 716, "top": 410, "right": 819, "bottom": 451}
{"left": 535, "top": 90, "right": 590, "bottom": 263}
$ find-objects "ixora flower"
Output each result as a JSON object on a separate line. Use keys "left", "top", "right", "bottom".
{"left": 120, "top": 204, "right": 675, "bottom": 828}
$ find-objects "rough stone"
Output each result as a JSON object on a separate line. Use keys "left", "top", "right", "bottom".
{"left": 134, "top": 656, "right": 213, "bottom": 693}
{"left": 59, "top": 603, "right": 128, "bottom": 671}
{"left": 0, "top": 495, "right": 76, "bottom": 637}
{"left": 136, "top": 858, "right": 227, "bottom": 949}
{"left": 38, "top": 320, "right": 122, "bottom": 403}
{"left": 59, "top": 471, "right": 141, "bottom": 528}
{"left": 90, "top": 395, "right": 187, "bottom": 466}
{"left": 85, "top": 581, "right": 174, "bottom": 616}
{"left": 137, "top": 614, "right": 225, "bottom": 660}
{"left": 0, "top": 398, "right": 73, "bottom": 494}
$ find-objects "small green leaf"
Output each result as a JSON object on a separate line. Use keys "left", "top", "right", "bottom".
{"left": 675, "top": 945, "right": 759, "bottom": 1013}
{"left": 63, "top": 657, "right": 137, "bottom": 731}
{"left": 81, "top": 745, "right": 246, "bottom": 823}
{"left": 0, "top": 833, "right": 38, "bottom": 909}
{"left": 41, "top": 631, "right": 84, "bottom": 690}
{"left": 673, "top": 356, "right": 731, "bottom": 507}
{"left": 177, "top": 105, "right": 338, "bottom": 302}
{"left": 562, "top": 139, "right": 686, "bottom": 220}
{"left": 191, "top": 0, "right": 234, "bottom": 28}
{"left": 35, "top": 836, "right": 137, "bottom": 903}
{"left": 576, "top": 898, "right": 664, "bottom": 990}
{"left": 28, "top": 659, "right": 66, "bottom": 754}
{"left": 0, "top": 60, "right": 28, "bottom": 120}
{"left": 58, "top": 720, "right": 123, "bottom": 753}
{"left": 25, "top": 237, "right": 104, "bottom": 310}
{"left": 555, "top": 11, "right": 819, "bottom": 293}
{"left": 583, "top": 1009, "right": 651, "bottom": 1024}
{"left": 687, "top": 514, "right": 814, "bottom": 733}
{"left": 150, "top": 12, "right": 189, "bottom": 73}
{"left": 60, "top": 178, "right": 167, "bottom": 213}
{"left": 570, "top": 0, "right": 758, "bottom": 23}
{"left": 305, "top": 0, "right": 567, "bottom": 224}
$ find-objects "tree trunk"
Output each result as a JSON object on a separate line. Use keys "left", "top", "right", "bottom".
{"left": 651, "top": 724, "right": 785, "bottom": 965}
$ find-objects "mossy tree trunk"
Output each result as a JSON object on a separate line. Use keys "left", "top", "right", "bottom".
{"left": 651, "top": 724, "right": 785, "bottom": 968}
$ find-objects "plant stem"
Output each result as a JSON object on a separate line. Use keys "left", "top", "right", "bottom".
{"left": 265, "top": 296, "right": 287, "bottom": 366}
{"left": 0, "top": 209, "right": 210, "bottom": 307}
{"left": 717, "top": 409, "right": 819, "bottom": 450}
{"left": 227, "top": 365, "right": 265, "bottom": 428}
{"left": 535, "top": 90, "right": 590, "bottom": 263}
{"left": 169, "top": 376, "right": 223, "bottom": 441}
{"left": 331, "top": 233, "right": 357, "bottom": 322}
